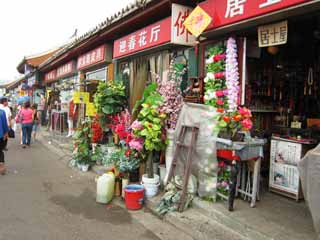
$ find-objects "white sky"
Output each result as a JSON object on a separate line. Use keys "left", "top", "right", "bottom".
{"left": 0, "top": 0, "right": 133, "bottom": 82}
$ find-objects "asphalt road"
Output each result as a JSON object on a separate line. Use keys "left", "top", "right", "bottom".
{"left": 0, "top": 137, "right": 177, "bottom": 240}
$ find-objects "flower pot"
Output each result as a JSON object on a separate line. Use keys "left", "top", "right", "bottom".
{"left": 164, "top": 129, "right": 175, "bottom": 184}
{"left": 81, "top": 164, "right": 90, "bottom": 172}
{"left": 121, "top": 178, "right": 129, "bottom": 198}
{"left": 77, "top": 162, "right": 82, "bottom": 170}
{"left": 141, "top": 174, "right": 160, "bottom": 198}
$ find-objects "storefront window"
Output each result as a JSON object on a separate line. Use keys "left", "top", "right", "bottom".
{"left": 85, "top": 67, "right": 107, "bottom": 81}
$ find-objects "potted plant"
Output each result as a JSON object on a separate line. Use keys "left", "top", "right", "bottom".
{"left": 94, "top": 81, "right": 127, "bottom": 130}
{"left": 133, "top": 83, "right": 167, "bottom": 197}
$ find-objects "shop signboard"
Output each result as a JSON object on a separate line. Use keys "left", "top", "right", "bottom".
{"left": 113, "top": 18, "right": 171, "bottom": 58}
{"left": 27, "top": 75, "right": 36, "bottom": 87}
{"left": 200, "top": 0, "right": 310, "bottom": 31}
{"left": 86, "top": 102, "right": 97, "bottom": 116}
{"left": 258, "top": 20, "right": 288, "bottom": 47}
{"left": 56, "top": 61, "right": 74, "bottom": 78}
{"left": 44, "top": 70, "right": 57, "bottom": 83}
{"left": 114, "top": 4, "right": 196, "bottom": 58}
{"left": 73, "top": 91, "right": 90, "bottom": 104}
{"left": 77, "top": 45, "right": 106, "bottom": 70}
{"left": 171, "top": 4, "right": 197, "bottom": 46}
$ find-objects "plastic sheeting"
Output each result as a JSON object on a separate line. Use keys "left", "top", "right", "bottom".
{"left": 170, "top": 103, "right": 219, "bottom": 198}
{"left": 298, "top": 144, "right": 320, "bottom": 237}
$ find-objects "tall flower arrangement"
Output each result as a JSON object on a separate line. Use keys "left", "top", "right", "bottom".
{"left": 204, "top": 38, "right": 253, "bottom": 136}
{"left": 156, "top": 59, "right": 185, "bottom": 130}
{"left": 225, "top": 37, "right": 240, "bottom": 111}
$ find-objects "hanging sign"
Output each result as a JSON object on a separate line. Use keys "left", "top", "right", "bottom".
{"left": 77, "top": 45, "right": 106, "bottom": 70}
{"left": 44, "top": 70, "right": 57, "bottom": 83}
{"left": 73, "top": 91, "right": 90, "bottom": 104}
{"left": 56, "top": 61, "right": 74, "bottom": 78}
{"left": 200, "top": 0, "right": 309, "bottom": 32}
{"left": 183, "top": 6, "right": 212, "bottom": 37}
{"left": 86, "top": 102, "right": 97, "bottom": 117}
{"left": 258, "top": 20, "right": 288, "bottom": 47}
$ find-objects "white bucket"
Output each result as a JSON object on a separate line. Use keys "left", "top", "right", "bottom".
{"left": 81, "top": 164, "right": 90, "bottom": 172}
{"left": 141, "top": 174, "right": 160, "bottom": 198}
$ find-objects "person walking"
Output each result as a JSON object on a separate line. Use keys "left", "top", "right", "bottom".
{"left": 0, "top": 97, "right": 12, "bottom": 151}
{"left": 31, "top": 103, "right": 41, "bottom": 142}
{"left": 18, "top": 101, "right": 34, "bottom": 148}
{"left": 0, "top": 109, "right": 9, "bottom": 175}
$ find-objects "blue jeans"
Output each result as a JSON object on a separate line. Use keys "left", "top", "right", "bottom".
{"left": 22, "top": 123, "right": 33, "bottom": 145}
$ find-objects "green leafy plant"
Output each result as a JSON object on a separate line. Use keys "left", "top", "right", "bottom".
{"left": 103, "top": 148, "right": 140, "bottom": 173}
{"left": 133, "top": 83, "right": 167, "bottom": 178}
{"left": 94, "top": 81, "right": 127, "bottom": 127}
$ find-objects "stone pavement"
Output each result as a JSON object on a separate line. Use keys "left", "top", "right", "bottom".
{"left": 0, "top": 134, "right": 193, "bottom": 240}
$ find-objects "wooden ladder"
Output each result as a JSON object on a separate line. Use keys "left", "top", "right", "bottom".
{"left": 167, "top": 125, "right": 199, "bottom": 212}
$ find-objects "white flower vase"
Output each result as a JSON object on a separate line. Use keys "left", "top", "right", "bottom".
{"left": 164, "top": 129, "right": 175, "bottom": 185}
{"left": 81, "top": 164, "right": 90, "bottom": 172}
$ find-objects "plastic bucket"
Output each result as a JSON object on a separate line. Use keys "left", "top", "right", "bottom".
{"left": 124, "top": 184, "right": 144, "bottom": 210}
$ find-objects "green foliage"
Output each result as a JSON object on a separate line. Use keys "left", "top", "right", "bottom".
{"left": 209, "top": 43, "right": 226, "bottom": 56}
{"left": 133, "top": 82, "right": 160, "bottom": 113}
{"left": 94, "top": 81, "right": 127, "bottom": 125}
{"left": 103, "top": 148, "right": 140, "bottom": 173}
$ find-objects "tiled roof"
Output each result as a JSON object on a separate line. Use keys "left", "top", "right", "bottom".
{"left": 17, "top": 47, "right": 62, "bottom": 73}
{"left": 39, "top": 0, "right": 156, "bottom": 70}
{"left": 5, "top": 76, "right": 26, "bottom": 90}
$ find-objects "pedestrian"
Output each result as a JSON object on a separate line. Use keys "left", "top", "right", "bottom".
{"left": 0, "top": 109, "right": 9, "bottom": 175}
{"left": 31, "top": 103, "right": 41, "bottom": 142}
{"left": 0, "top": 97, "right": 12, "bottom": 151}
{"left": 18, "top": 101, "right": 34, "bottom": 148}
{"left": 15, "top": 104, "right": 23, "bottom": 145}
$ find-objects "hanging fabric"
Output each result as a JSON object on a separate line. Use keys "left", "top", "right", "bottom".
{"left": 307, "top": 67, "right": 314, "bottom": 96}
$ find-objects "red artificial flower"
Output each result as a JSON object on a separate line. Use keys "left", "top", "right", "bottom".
{"left": 213, "top": 54, "right": 226, "bottom": 62}
{"left": 233, "top": 115, "right": 242, "bottom": 122}
{"left": 214, "top": 72, "right": 225, "bottom": 79}
{"left": 125, "top": 149, "right": 131, "bottom": 157}
{"left": 218, "top": 161, "right": 225, "bottom": 168}
{"left": 215, "top": 90, "right": 225, "bottom": 97}
{"left": 238, "top": 107, "right": 252, "bottom": 118}
{"left": 216, "top": 99, "right": 224, "bottom": 106}
{"left": 217, "top": 108, "right": 224, "bottom": 113}
{"left": 223, "top": 116, "right": 231, "bottom": 123}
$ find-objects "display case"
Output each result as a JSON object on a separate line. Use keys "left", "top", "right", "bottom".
{"left": 269, "top": 137, "right": 315, "bottom": 200}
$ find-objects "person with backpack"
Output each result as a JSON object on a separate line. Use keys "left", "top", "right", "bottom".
{"left": 32, "top": 103, "right": 41, "bottom": 142}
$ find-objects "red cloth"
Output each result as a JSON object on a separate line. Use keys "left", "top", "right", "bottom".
{"left": 68, "top": 100, "right": 78, "bottom": 119}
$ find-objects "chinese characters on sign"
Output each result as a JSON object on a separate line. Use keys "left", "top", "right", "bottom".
{"left": 113, "top": 18, "right": 171, "bottom": 58}
{"left": 200, "top": 0, "right": 308, "bottom": 31}
{"left": 183, "top": 5, "right": 212, "bottom": 37}
{"left": 56, "top": 61, "right": 74, "bottom": 78}
{"left": 258, "top": 21, "right": 287, "bottom": 47}
{"left": 225, "top": 0, "right": 247, "bottom": 18}
{"left": 73, "top": 91, "right": 90, "bottom": 104}
{"left": 44, "top": 70, "right": 57, "bottom": 82}
{"left": 171, "top": 3, "right": 196, "bottom": 45}
{"left": 77, "top": 45, "right": 106, "bottom": 70}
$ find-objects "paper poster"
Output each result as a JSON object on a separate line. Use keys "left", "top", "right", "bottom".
{"left": 86, "top": 102, "right": 97, "bottom": 117}
{"left": 258, "top": 21, "right": 288, "bottom": 47}
{"left": 183, "top": 6, "right": 212, "bottom": 38}
{"left": 73, "top": 91, "right": 89, "bottom": 104}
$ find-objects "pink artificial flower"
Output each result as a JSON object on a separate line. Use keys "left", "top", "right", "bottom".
{"left": 221, "top": 181, "right": 228, "bottom": 188}
{"left": 213, "top": 54, "right": 226, "bottom": 62}
{"left": 216, "top": 99, "right": 224, "bottom": 106}
{"left": 129, "top": 138, "right": 144, "bottom": 151}
{"left": 238, "top": 107, "right": 252, "bottom": 118}
{"left": 215, "top": 90, "right": 225, "bottom": 97}
{"left": 241, "top": 118, "right": 253, "bottom": 130}
{"left": 131, "top": 120, "right": 143, "bottom": 131}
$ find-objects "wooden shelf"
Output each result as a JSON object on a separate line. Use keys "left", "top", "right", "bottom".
{"left": 251, "top": 109, "right": 278, "bottom": 113}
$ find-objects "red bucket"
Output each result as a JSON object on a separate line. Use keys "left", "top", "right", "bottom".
{"left": 124, "top": 184, "right": 144, "bottom": 210}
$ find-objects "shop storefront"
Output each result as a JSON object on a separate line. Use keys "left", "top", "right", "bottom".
{"left": 77, "top": 44, "right": 113, "bottom": 102}
{"left": 113, "top": 3, "right": 197, "bottom": 110}
{"left": 44, "top": 61, "right": 79, "bottom": 134}
{"left": 195, "top": 0, "right": 320, "bottom": 206}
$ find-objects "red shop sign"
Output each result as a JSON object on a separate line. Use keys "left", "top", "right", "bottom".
{"left": 56, "top": 61, "right": 74, "bottom": 78}
{"left": 113, "top": 17, "right": 171, "bottom": 58}
{"left": 44, "top": 70, "right": 57, "bottom": 82}
{"left": 200, "top": 0, "right": 310, "bottom": 31}
{"left": 77, "top": 45, "right": 106, "bottom": 70}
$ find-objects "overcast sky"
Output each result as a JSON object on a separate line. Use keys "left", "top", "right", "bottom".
{"left": 0, "top": 0, "right": 132, "bottom": 82}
